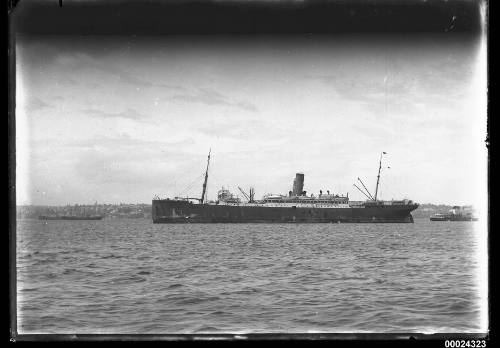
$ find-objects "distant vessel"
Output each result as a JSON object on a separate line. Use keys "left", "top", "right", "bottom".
{"left": 38, "top": 215, "right": 103, "bottom": 221}
{"left": 38, "top": 203, "right": 104, "bottom": 221}
{"left": 152, "top": 151, "right": 419, "bottom": 223}
{"left": 430, "top": 206, "right": 478, "bottom": 221}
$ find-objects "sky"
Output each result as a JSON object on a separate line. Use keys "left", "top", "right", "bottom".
{"left": 15, "top": 34, "right": 487, "bottom": 207}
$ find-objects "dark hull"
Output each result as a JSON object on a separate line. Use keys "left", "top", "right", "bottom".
{"left": 39, "top": 215, "right": 103, "bottom": 221}
{"left": 152, "top": 200, "right": 417, "bottom": 223}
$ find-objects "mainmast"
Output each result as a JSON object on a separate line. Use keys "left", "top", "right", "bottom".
{"left": 200, "top": 149, "right": 211, "bottom": 204}
{"left": 249, "top": 187, "right": 255, "bottom": 203}
{"left": 374, "top": 151, "right": 386, "bottom": 201}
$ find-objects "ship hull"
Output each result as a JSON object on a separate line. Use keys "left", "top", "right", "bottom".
{"left": 152, "top": 200, "right": 417, "bottom": 223}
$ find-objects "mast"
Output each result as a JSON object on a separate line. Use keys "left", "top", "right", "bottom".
{"left": 200, "top": 149, "right": 211, "bottom": 204}
{"left": 374, "top": 151, "right": 386, "bottom": 201}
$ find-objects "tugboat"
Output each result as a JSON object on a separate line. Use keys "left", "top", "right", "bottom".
{"left": 152, "top": 151, "right": 419, "bottom": 223}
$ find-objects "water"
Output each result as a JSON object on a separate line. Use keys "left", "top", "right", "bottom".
{"left": 16, "top": 218, "right": 485, "bottom": 334}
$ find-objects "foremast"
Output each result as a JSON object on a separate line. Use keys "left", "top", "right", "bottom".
{"left": 200, "top": 149, "right": 211, "bottom": 204}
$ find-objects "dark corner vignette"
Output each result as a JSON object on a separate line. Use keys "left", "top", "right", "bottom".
{"left": 8, "top": 0, "right": 18, "bottom": 345}
{"left": 9, "top": 0, "right": 482, "bottom": 36}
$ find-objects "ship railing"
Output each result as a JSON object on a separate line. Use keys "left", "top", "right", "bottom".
{"left": 262, "top": 198, "right": 348, "bottom": 204}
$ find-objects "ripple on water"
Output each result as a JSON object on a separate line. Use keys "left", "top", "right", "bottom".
{"left": 16, "top": 218, "right": 484, "bottom": 333}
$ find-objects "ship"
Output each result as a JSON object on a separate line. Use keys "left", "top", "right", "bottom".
{"left": 152, "top": 151, "right": 419, "bottom": 223}
{"left": 38, "top": 215, "right": 104, "bottom": 221}
{"left": 430, "top": 206, "right": 478, "bottom": 221}
{"left": 38, "top": 203, "right": 104, "bottom": 221}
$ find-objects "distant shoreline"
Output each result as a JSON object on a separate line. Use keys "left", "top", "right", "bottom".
{"left": 15, "top": 203, "right": 476, "bottom": 220}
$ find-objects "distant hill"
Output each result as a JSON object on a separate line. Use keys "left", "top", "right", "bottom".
{"left": 16, "top": 204, "right": 152, "bottom": 219}
{"left": 412, "top": 204, "right": 456, "bottom": 219}
{"left": 16, "top": 203, "right": 468, "bottom": 220}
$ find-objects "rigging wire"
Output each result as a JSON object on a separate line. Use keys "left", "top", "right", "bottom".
{"left": 168, "top": 158, "right": 207, "bottom": 194}
{"left": 176, "top": 173, "right": 205, "bottom": 197}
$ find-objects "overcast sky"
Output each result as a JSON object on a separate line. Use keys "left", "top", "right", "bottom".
{"left": 16, "top": 34, "right": 487, "bottom": 206}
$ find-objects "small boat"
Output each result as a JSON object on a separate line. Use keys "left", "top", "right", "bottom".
{"left": 430, "top": 213, "right": 447, "bottom": 221}
{"left": 430, "top": 206, "right": 478, "bottom": 221}
{"left": 39, "top": 215, "right": 103, "bottom": 221}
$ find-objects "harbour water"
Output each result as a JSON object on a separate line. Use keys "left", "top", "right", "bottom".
{"left": 16, "top": 218, "right": 486, "bottom": 334}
